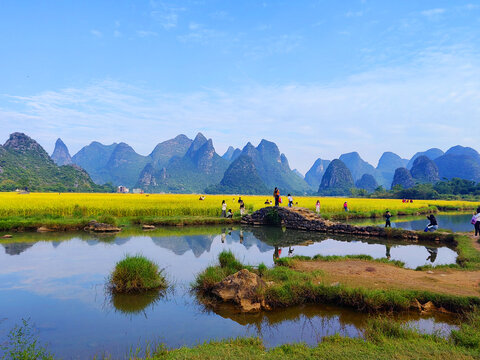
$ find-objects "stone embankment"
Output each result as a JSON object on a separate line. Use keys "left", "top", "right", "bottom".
{"left": 241, "top": 207, "right": 455, "bottom": 244}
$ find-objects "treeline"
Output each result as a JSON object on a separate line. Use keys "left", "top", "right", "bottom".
{"left": 352, "top": 178, "right": 480, "bottom": 200}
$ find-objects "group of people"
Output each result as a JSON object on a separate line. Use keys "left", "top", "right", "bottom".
{"left": 402, "top": 198, "right": 414, "bottom": 203}
{"left": 221, "top": 197, "right": 246, "bottom": 218}
{"left": 384, "top": 210, "right": 438, "bottom": 232}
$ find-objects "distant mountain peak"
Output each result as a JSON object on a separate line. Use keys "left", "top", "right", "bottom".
{"left": 4, "top": 132, "right": 50, "bottom": 160}
{"left": 51, "top": 138, "right": 72, "bottom": 166}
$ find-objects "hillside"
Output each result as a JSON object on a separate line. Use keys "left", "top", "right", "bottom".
{"left": 0, "top": 133, "right": 109, "bottom": 192}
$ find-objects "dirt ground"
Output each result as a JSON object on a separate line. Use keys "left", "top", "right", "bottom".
{"left": 293, "top": 259, "right": 480, "bottom": 297}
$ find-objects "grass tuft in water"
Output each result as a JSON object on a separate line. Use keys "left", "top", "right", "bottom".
{"left": 109, "top": 254, "right": 167, "bottom": 293}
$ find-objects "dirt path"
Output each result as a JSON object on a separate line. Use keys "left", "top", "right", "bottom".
{"left": 293, "top": 259, "right": 480, "bottom": 297}
{"left": 460, "top": 232, "right": 480, "bottom": 252}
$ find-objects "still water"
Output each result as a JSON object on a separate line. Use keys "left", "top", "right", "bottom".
{"left": 348, "top": 213, "right": 473, "bottom": 232}
{"left": 0, "top": 227, "right": 458, "bottom": 359}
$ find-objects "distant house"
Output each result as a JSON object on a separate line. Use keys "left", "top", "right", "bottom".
{"left": 117, "top": 186, "right": 129, "bottom": 193}
{"left": 132, "top": 188, "right": 144, "bottom": 194}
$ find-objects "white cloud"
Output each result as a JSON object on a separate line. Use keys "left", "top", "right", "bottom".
{"left": 90, "top": 29, "right": 102, "bottom": 38}
{"left": 421, "top": 8, "right": 446, "bottom": 17}
{"left": 150, "top": 1, "right": 186, "bottom": 30}
{"left": 1, "top": 48, "right": 480, "bottom": 173}
{"left": 137, "top": 30, "right": 158, "bottom": 37}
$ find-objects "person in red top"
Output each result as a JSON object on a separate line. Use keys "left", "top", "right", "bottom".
{"left": 273, "top": 187, "right": 280, "bottom": 206}
{"left": 343, "top": 201, "right": 348, "bottom": 212}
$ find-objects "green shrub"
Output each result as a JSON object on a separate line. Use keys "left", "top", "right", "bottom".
{"left": 109, "top": 254, "right": 166, "bottom": 293}
{"left": 0, "top": 319, "right": 54, "bottom": 360}
{"left": 257, "top": 263, "right": 267, "bottom": 277}
{"left": 265, "top": 208, "right": 281, "bottom": 226}
{"left": 98, "top": 214, "right": 118, "bottom": 226}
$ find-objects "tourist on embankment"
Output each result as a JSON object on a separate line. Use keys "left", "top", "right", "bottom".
{"left": 226, "top": 209, "right": 233, "bottom": 218}
{"left": 287, "top": 194, "right": 293, "bottom": 208}
{"left": 385, "top": 211, "right": 392, "bottom": 228}
{"left": 221, "top": 200, "right": 227, "bottom": 217}
{"left": 315, "top": 200, "right": 321, "bottom": 214}
{"left": 239, "top": 199, "right": 245, "bottom": 215}
{"left": 472, "top": 207, "right": 480, "bottom": 236}
{"left": 274, "top": 187, "right": 280, "bottom": 207}
{"left": 343, "top": 201, "right": 348, "bottom": 212}
{"left": 425, "top": 214, "right": 438, "bottom": 232}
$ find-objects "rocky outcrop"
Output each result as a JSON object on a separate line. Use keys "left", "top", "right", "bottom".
{"left": 211, "top": 269, "right": 268, "bottom": 312}
{"left": 84, "top": 220, "right": 121, "bottom": 232}
{"left": 407, "top": 148, "right": 444, "bottom": 169}
{"left": 318, "top": 159, "right": 354, "bottom": 195}
{"left": 410, "top": 156, "right": 439, "bottom": 183}
{"left": 391, "top": 168, "right": 415, "bottom": 189}
{"left": 241, "top": 207, "right": 455, "bottom": 243}
{"left": 355, "top": 174, "right": 378, "bottom": 192}
{"left": 51, "top": 138, "right": 72, "bottom": 166}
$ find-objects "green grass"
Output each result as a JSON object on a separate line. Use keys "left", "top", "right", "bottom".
{"left": 195, "top": 252, "right": 480, "bottom": 314}
{"left": 275, "top": 254, "right": 406, "bottom": 269}
{"left": 126, "top": 315, "right": 480, "bottom": 359}
{"left": 109, "top": 254, "right": 167, "bottom": 293}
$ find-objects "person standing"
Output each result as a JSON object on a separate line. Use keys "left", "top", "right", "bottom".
{"left": 315, "top": 200, "right": 321, "bottom": 214}
{"left": 472, "top": 207, "right": 480, "bottom": 236}
{"left": 239, "top": 199, "right": 246, "bottom": 216}
{"left": 287, "top": 194, "right": 293, "bottom": 208}
{"left": 343, "top": 201, "right": 348, "bottom": 212}
{"left": 221, "top": 200, "right": 227, "bottom": 217}
{"left": 274, "top": 187, "right": 280, "bottom": 207}
{"left": 385, "top": 211, "right": 392, "bottom": 228}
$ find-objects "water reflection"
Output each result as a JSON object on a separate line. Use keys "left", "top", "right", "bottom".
{"left": 0, "top": 227, "right": 457, "bottom": 269}
{"left": 0, "top": 226, "right": 460, "bottom": 358}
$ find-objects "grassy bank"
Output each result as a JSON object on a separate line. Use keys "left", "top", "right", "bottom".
{"left": 130, "top": 315, "right": 480, "bottom": 359}
{"left": 195, "top": 249, "right": 480, "bottom": 314}
{"left": 3, "top": 315, "right": 480, "bottom": 359}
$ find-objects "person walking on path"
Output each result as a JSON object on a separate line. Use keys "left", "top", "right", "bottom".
{"left": 274, "top": 187, "right": 280, "bottom": 207}
{"left": 315, "top": 200, "right": 321, "bottom": 214}
{"left": 384, "top": 211, "right": 392, "bottom": 228}
{"left": 287, "top": 194, "right": 293, "bottom": 208}
{"left": 425, "top": 214, "right": 438, "bottom": 232}
{"left": 343, "top": 201, "right": 348, "bottom": 212}
{"left": 221, "top": 200, "right": 227, "bottom": 217}
{"left": 472, "top": 207, "right": 480, "bottom": 236}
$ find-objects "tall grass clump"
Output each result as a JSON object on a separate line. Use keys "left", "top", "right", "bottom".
{"left": 109, "top": 254, "right": 166, "bottom": 293}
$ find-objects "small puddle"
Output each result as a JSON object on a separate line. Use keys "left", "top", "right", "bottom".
{"left": 0, "top": 226, "right": 460, "bottom": 358}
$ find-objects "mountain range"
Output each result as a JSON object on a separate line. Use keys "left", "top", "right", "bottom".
{"left": 3, "top": 131, "right": 480, "bottom": 195}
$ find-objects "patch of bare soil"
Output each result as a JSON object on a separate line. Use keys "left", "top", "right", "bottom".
{"left": 293, "top": 259, "right": 480, "bottom": 297}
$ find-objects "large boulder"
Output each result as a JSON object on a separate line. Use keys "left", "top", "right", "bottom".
{"left": 211, "top": 269, "right": 267, "bottom": 312}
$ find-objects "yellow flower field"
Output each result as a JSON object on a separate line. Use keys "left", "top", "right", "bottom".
{"left": 0, "top": 192, "right": 477, "bottom": 219}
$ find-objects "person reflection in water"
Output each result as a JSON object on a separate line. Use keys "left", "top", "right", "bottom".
{"left": 385, "top": 244, "right": 391, "bottom": 259}
{"left": 426, "top": 247, "right": 438, "bottom": 263}
{"left": 239, "top": 229, "right": 244, "bottom": 244}
{"left": 221, "top": 228, "right": 226, "bottom": 243}
{"left": 273, "top": 246, "right": 281, "bottom": 261}
{"left": 288, "top": 247, "right": 294, "bottom": 257}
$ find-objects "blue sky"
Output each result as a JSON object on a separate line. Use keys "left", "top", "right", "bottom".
{"left": 1, "top": 0, "right": 480, "bottom": 173}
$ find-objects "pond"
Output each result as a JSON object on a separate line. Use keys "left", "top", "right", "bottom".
{"left": 0, "top": 227, "right": 458, "bottom": 359}
{"left": 348, "top": 213, "right": 473, "bottom": 233}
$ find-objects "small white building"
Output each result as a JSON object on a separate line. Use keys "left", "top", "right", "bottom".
{"left": 117, "top": 186, "right": 129, "bottom": 193}
{"left": 132, "top": 188, "right": 144, "bottom": 194}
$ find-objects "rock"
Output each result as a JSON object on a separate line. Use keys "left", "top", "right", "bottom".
{"left": 427, "top": 271, "right": 434, "bottom": 274}
{"left": 437, "top": 306, "right": 451, "bottom": 314}
{"left": 1, "top": 234, "right": 13, "bottom": 238}
{"left": 411, "top": 299, "right": 423, "bottom": 311}
{"left": 142, "top": 224, "right": 155, "bottom": 230}
{"left": 422, "top": 301, "right": 437, "bottom": 312}
{"left": 83, "top": 220, "right": 121, "bottom": 233}
{"left": 391, "top": 167, "right": 415, "bottom": 189}
{"left": 37, "top": 226, "right": 54, "bottom": 232}
{"left": 211, "top": 269, "right": 266, "bottom": 313}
